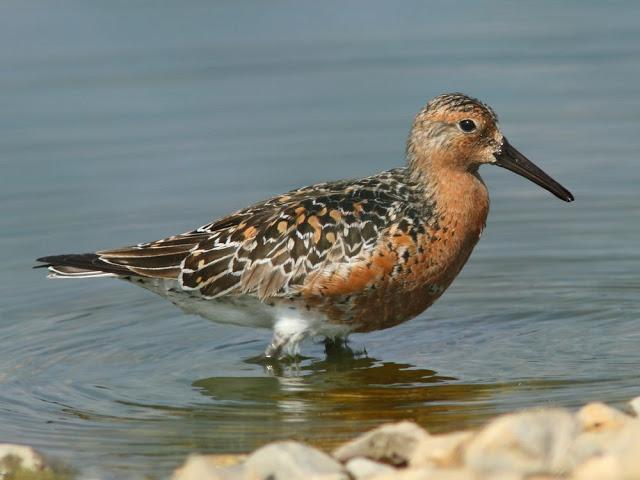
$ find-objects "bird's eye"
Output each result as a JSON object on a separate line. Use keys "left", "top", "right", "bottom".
{"left": 458, "top": 119, "right": 477, "bottom": 133}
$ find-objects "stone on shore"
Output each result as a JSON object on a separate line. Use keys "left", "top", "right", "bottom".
{"left": 174, "top": 442, "right": 347, "bottom": 480}
{"left": 0, "top": 444, "right": 73, "bottom": 480}
{"left": 345, "top": 457, "right": 396, "bottom": 479}
{"left": 572, "top": 454, "right": 622, "bottom": 480}
{"left": 333, "top": 421, "right": 430, "bottom": 467}
{"left": 367, "top": 467, "right": 485, "bottom": 479}
{"left": 173, "top": 454, "right": 245, "bottom": 480}
{"left": 577, "top": 402, "right": 633, "bottom": 432}
{"left": 411, "top": 430, "right": 475, "bottom": 468}
{"left": 463, "top": 408, "right": 578, "bottom": 476}
{"left": 165, "top": 397, "right": 640, "bottom": 480}
{"left": 0, "top": 444, "right": 45, "bottom": 475}
{"left": 243, "top": 441, "right": 349, "bottom": 480}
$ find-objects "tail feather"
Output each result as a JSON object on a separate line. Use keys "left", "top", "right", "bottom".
{"left": 35, "top": 253, "right": 133, "bottom": 279}
{"left": 47, "top": 266, "right": 117, "bottom": 279}
{"left": 35, "top": 235, "right": 202, "bottom": 280}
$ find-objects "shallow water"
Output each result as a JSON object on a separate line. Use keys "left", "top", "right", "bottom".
{"left": 1, "top": 1, "right": 640, "bottom": 478}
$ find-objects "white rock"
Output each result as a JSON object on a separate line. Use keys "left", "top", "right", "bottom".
{"left": 368, "top": 467, "right": 479, "bottom": 479}
{"left": 411, "top": 430, "right": 474, "bottom": 468}
{"left": 243, "top": 441, "right": 348, "bottom": 480}
{"left": 172, "top": 454, "right": 243, "bottom": 480}
{"left": 577, "top": 402, "right": 632, "bottom": 432}
{"left": 345, "top": 457, "right": 396, "bottom": 479}
{"left": 609, "top": 420, "right": 640, "bottom": 478}
{"left": 367, "top": 466, "right": 434, "bottom": 480}
{"left": 570, "top": 430, "right": 619, "bottom": 465}
{"left": 572, "top": 454, "right": 623, "bottom": 480}
{"left": 0, "top": 444, "right": 44, "bottom": 475}
{"left": 333, "top": 421, "right": 430, "bottom": 467}
{"left": 629, "top": 397, "right": 640, "bottom": 417}
{"left": 464, "top": 408, "right": 578, "bottom": 476}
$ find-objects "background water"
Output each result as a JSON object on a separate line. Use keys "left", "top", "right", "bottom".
{"left": 1, "top": 1, "right": 639, "bottom": 478}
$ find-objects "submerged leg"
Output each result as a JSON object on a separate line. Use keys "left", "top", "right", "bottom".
{"left": 264, "top": 316, "right": 311, "bottom": 359}
{"left": 323, "top": 336, "right": 355, "bottom": 358}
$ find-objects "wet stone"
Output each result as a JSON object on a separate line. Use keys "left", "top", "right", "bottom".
{"left": 366, "top": 467, "right": 480, "bottom": 480}
{"left": 410, "top": 430, "right": 474, "bottom": 468}
{"left": 607, "top": 420, "right": 640, "bottom": 478}
{"left": 572, "top": 454, "right": 623, "bottom": 480}
{"left": 0, "top": 444, "right": 45, "bottom": 476}
{"left": 345, "top": 457, "right": 396, "bottom": 479}
{"left": 629, "top": 396, "right": 640, "bottom": 417}
{"left": 172, "top": 454, "right": 244, "bottom": 480}
{"left": 570, "top": 430, "right": 620, "bottom": 465}
{"left": 463, "top": 408, "right": 579, "bottom": 476}
{"left": 333, "top": 421, "right": 430, "bottom": 467}
{"left": 576, "top": 402, "right": 632, "bottom": 432}
{"left": 243, "top": 441, "right": 349, "bottom": 480}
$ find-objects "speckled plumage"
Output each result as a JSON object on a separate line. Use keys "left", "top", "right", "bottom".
{"left": 37, "top": 93, "right": 573, "bottom": 358}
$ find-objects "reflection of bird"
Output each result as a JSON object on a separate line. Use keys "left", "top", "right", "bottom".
{"left": 36, "top": 93, "right": 573, "bottom": 358}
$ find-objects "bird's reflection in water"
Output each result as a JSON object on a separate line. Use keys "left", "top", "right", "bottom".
{"left": 192, "top": 349, "right": 499, "bottom": 449}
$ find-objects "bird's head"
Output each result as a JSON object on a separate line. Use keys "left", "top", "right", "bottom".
{"left": 407, "top": 93, "right": 573, "bottom": 202}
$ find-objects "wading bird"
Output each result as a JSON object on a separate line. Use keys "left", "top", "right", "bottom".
{"left": 37, "top": 93, "right": 573, "bottom": 358}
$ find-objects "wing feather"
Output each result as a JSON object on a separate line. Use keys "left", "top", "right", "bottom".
{"left": 177, "top": 169, "right": 420, "bottom": 299}
{"left": 38, "top": 168, "right": 434, "bottom": 300}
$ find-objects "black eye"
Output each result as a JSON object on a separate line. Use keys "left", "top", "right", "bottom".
{"left": 459, "top": 119, "right": 476, "bottom": 133}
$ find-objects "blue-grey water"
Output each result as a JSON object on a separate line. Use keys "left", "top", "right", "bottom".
{"left": 1, "top": 1, "right": 639, "bottom": 478}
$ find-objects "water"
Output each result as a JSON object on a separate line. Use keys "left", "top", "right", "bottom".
{"left": 1, "top": 1, "right": 639, "bottom": 478}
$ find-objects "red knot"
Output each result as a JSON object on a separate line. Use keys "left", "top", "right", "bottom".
{"left": 36, "top": 93, "right": 574, "bottom": 359}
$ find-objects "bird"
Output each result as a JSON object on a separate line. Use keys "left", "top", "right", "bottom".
{"left": 36, "top": 93, "right": 574, "bottom": 359}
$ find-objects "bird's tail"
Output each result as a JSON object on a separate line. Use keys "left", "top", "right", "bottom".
{"left": 35, "top": 253, "right": 125, "bottom": 279}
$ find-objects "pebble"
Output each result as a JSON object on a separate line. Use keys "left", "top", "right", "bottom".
{"left": 464, "top": 408, "right": 578, "bottom": 476}
{"left": 410, "top": 430, "right": 474, "bottom": 468}
{"left": 173, "top": 454, "right": 244, "bottom": 480}
{"left": 345, "top": 457, "right": 396, "bottom": 479}
{"left": 243, "top": 441, "right": 349, "bottom": 480}
{"left": 608, "top": 420, "right": 640, "bottom": 478}
{"left": 572, "top": 454, "right": 622, "bottom": 480}
{"left": 0, "top": 444, "right": 45, "bottom": 476}
{"left": 333, "top": 421, "right": 430, "bottom": 467}
{"left": 577, "top": 402, "right": 632, "bottom": 432}
{"left": 368, "top": 467, "right": 482, "bottom": 479}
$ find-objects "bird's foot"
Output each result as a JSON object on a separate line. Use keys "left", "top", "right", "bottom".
{"left": 323, "top": 336, "right": 352, "bottom": 357}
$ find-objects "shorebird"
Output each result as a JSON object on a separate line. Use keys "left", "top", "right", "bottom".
{"left": 36, "top": 93, "right": 573, "bottom": 358}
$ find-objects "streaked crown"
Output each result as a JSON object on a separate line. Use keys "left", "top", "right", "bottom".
{"left": 422, "top": 92, "right": 498, "bottom": 123}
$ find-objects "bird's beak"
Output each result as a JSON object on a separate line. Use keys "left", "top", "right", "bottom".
{"left": 493, "top": 138, "right": 574, "bottom": 202}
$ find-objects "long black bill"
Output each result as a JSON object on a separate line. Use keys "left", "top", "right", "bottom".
{"left": 494, "top": 138, "right": 574, "bottom": 202}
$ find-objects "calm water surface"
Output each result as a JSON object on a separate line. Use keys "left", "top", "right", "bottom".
{"left": 1, "top": 1, "right": 639, "bottom": 478}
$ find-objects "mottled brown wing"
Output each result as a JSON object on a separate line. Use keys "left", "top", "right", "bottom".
{"left": 179, "top": 179, "right": 406, "bottom": 299}
{"left": 95, "top": 168, "right": 430, "bottom": 300}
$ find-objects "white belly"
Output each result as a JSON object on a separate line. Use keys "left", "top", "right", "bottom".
{"left": 127, "top": 277, "right": 352, "bottom": 340}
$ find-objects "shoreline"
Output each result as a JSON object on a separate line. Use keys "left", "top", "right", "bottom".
{"left": 3, "top": 397, "right": 640, "bottom": 479}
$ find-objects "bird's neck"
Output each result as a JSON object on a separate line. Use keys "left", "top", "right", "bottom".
{"left": 406, "top": 149, "right": 490, "bottom": 240}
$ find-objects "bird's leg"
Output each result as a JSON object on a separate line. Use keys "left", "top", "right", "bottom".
{"left": 324, "top": 336, "right": 354, "bottom": 358}
{"left": 264, "top": 336, "right": 287, "bottom": 359}
{"left": 264, "top": 316, "right": 310, "bottom": 359}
